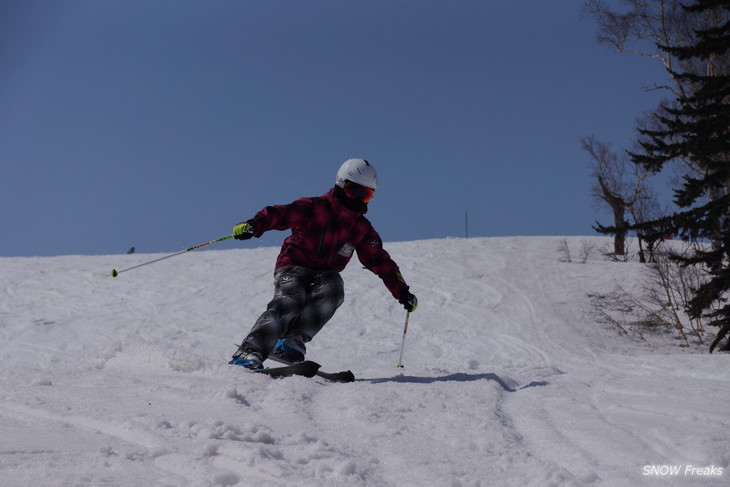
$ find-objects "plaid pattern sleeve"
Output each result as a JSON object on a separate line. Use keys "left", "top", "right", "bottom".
{"left": 356, "top": 226, "right": 410, "bottom": 300}
{"left": 248, "top": 198, "right": 315, "bottom": 237}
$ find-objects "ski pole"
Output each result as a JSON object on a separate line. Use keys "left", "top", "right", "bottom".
{"left": 109, "top": 235, "right": 233, "bottom": 278}
{"left": 396, "top": 310, "right": 410, "bottom": 368}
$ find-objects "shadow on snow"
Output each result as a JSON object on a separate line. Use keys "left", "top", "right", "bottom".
{"left": 360, "top": 372, "right": 549, "bottom": 392}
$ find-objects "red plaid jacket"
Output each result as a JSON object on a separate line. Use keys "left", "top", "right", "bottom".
{"left": 248, "top": 188, "right": 409, "bottom": 300}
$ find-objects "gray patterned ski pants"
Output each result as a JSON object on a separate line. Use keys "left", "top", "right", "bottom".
{"left": 239, "top": 266, "right": 345, "bottom": 359}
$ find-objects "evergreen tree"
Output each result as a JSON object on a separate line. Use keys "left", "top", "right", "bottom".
{"left": 631, "top": 0, "right": 730, "bottom": 352}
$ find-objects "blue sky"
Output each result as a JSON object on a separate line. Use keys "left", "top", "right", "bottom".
{"left": 1, "top": 0, "right": 670, "bottom": 257}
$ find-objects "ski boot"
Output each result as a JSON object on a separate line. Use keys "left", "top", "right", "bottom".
{"left": 270, "top": 337, "right": 305, "bottom": 363}
{"left": 229, "top": 349, "right": 264, "bottom": 370}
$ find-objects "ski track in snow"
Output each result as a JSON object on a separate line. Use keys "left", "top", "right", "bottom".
{"left": 0, "top": 237, "right": 728, "bottom": 486}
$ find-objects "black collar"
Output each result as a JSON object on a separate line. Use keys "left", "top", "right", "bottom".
{"left": 333, "top": 185, "right": 368, "bottom": 213}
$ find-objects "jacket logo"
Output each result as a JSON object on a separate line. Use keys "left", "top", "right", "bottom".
{"left": 337, "top": 243, "right": 355, "bottom": 257}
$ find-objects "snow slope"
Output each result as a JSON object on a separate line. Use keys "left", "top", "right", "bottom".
{"left": 0, "top": 236, "right": 728, "bottom": 487}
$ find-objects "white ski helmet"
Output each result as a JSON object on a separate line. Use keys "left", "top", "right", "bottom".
{"left": 335, "top": 158, "right": 378, "bottom": 190}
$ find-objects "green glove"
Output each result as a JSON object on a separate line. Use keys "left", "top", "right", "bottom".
{"left": 399, "top": 293, "right": 418, "bottom": 312}
{"left": 233, "top": 222, "right": 255, "bottom": 240}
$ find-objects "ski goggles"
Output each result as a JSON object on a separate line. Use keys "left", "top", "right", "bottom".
{"left": 343, "top": 180, "right": 375, "bottom": 203}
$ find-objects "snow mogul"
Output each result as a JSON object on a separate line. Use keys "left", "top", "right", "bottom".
{"left": 229, "top": 158, "right": 418, "bottom": 369}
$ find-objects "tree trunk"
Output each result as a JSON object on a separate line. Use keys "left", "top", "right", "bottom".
{"left": 613, "top": 206, "right": 626, "bottom": 255}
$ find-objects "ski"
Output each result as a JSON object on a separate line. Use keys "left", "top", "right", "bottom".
{"left": 268, "top": 355, "right": 355, "bottom": 383}
{"left": 251, "top": 360, "right": 321, "bottom": 379}
{"left": 313, "top": 368, "right": 356, "bottom": 383}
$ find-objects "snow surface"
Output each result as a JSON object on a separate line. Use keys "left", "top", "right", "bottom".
{"left": 0, "top": 236, "right": 728, "bottom": 487}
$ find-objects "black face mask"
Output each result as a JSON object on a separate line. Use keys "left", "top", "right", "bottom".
{"left": 334, "top": 185, "right": 368, "bottom": 213}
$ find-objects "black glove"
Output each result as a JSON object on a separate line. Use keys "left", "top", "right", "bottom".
{"left": 233, "top": 222, "right": 255, "bottom": 240}
{"left": 399, "top": 292, "right": 418, "bottom": 312}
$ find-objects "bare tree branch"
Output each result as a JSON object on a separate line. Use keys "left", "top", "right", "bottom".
{"left": 583, "top": 135, "right": 654, "bottom": 255}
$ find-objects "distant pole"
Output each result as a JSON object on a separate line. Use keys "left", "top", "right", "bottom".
{"left": 465, "top": 210, "right": 469, "bottom": 238}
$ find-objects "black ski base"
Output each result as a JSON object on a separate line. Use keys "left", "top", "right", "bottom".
{"left": 268, "top": 355, "right": 355, "bottom": 383}
{"left": 254, "top": 360, "right": 321, "bottom": 379}
{"left": 314, "top": 368, "right": 355, "bottom": 383}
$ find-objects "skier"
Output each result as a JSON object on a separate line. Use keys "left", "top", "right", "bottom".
{"left": 229, "top": 158, "right": 418, "bottom": 370}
